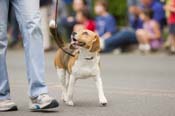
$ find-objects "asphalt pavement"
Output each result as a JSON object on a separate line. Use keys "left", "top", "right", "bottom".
{"left": 1, "top": 50, "right": 175, "bottom": 116}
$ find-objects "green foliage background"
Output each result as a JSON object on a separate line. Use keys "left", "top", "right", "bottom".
{"left": 108, "top": 0, "right": 128, "bottom": 26}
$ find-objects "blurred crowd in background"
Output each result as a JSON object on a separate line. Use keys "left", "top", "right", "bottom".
{"left": 7, "top": 0, "right": 175, "bottom": 55}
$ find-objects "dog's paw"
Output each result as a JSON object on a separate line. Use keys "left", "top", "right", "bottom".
{"left": 66, "top": 101, "right": 74, "bottom": 106}
{"left": 99, "top": 97, "right": 108, "bottom": 106}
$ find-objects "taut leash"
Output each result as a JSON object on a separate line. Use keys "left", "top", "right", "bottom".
{"left": 50, "top": 0, "right": 75, "bottom": 57}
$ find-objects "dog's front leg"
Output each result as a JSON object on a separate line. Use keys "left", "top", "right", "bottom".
{"left": 94, "top": 73, "right": 108, "bottom": 106}
{"left": 57, "top": 69, "right": 67, "bottom": 102}
{"left": 65, "top": 74, "right": 75, "bottom": 106}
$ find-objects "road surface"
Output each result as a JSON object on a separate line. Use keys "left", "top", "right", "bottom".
{"left": 1, "top": 50, "right": 175, "bottom": 116}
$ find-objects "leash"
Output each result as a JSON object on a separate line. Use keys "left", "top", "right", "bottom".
{"left": 52, "top": 0, "right": 75, "bottom": 57}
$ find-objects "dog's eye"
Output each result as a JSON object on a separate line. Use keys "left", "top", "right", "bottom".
{"left": 82, "top": 32, "right": 89, "bottom": 35}
{"left": 79, "top": 42, "right": 86, "bottom": 46}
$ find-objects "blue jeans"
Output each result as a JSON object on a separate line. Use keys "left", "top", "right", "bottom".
{"left": 103, "top": 29, "right": 138, "bottom": 52}
{"left": 9, "top": 6, "right": 20, "bottom": 44}
{"left": 0, "top": 0, "right": 48, "bottom": 100}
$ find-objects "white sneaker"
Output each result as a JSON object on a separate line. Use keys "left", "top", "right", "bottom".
{"left": 139, "top": 44, "right": 145, "bottom": 51}
{"left": 30, "top": 94, "right": 59, "bottom": 111}
{"left": 0, "top": 99, "right": 18, "bottom": 112}
{"left": 144, "top": 44, "right": 151, "bottom": 51}
{"left": 139, "top": 44, "right": 150, "bottom": 54}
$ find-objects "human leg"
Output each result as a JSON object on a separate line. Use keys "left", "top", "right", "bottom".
{"left": 169, "top": 24, "right": 175, "bottom": 54}
{"left": 0, "top": 0, "right": 18, "bottom": 111}
{"left": 0, "top": 0, "right": 10, "bottom": 101}
{"left": 11, "top": 0, "right": 58, "bottom": 110}
{"left": 103, "top": 30, "right": 137, "bottom": 52}
{"left": 136, "top": 29, "right": 151, "bottom": 52}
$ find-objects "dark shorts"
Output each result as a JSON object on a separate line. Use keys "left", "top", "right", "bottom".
{"left": 169, "top": 24, "right": 175, "bottom": 35}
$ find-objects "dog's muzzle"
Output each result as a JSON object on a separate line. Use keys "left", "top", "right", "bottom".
{"left": 71, "top": 32, "right": 86, "bottom": 48}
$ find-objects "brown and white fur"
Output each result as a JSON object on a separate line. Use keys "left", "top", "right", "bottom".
{"left": 54, "top": 29, "right": 107, "bottom": 106}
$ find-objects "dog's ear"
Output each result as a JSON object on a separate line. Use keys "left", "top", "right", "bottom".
{"left": 90, "top": 35, "right": 100, "bottom": 53}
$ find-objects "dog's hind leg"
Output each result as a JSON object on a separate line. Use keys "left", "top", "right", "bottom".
{"left": 57, "top": 68, "right": 67, "bottom": 102}
{"left": 94, "top": 73, "right": 108, "bottom": 106}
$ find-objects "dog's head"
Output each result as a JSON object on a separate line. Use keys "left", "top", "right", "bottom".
{"left": 70, "top": 30, "right": 100, "bottom": 53}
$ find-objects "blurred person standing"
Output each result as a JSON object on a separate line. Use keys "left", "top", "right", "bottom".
{"left": 40, "top": 0, "right": 53, "bottom": 51}
{"left": 94, "top": 0, "right": 117, "bottom": 40}
{"left": 0, "top": 0, "right": 59, "bottom": 111}
{"left": 164, "top": 0, "right": 175, "bottom": 54}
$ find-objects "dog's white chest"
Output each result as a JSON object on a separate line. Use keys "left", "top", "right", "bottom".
{"left": 72, "top": 56, "right": 100, "bottom": 79}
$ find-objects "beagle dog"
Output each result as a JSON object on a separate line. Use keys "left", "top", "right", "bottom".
{"left": 53, "top": 29, "right": 107, "bottom": 106}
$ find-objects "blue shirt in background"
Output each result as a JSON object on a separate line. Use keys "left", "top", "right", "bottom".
{"left": 130, "top": 17, "right": 143, "bottom": 30}
{"left": 151, "top": 1, "right": 166, "bottom": 25}
{"left": 96, "top": 14, "right": 117, "bottom": 37}
{"left": 129, "top": 0, "right": 166, "bottom": 30}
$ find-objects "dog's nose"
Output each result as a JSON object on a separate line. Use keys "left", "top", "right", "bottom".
{"left": 71, "top": 32, "right": 77, "bottom": 42}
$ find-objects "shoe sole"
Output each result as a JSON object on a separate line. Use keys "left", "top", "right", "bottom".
{"left": 0, "top": 106, "right": 18, "bottom": 112}
{"left": 42, "top": 100, "right": 59, "bottom": 109}
{"left": 30, "top": 100, "right": 59, "bottom": 111}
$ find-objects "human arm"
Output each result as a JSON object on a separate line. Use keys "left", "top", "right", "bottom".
{"left": 101, "top": 16, "right": 117, "bottom": 39}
